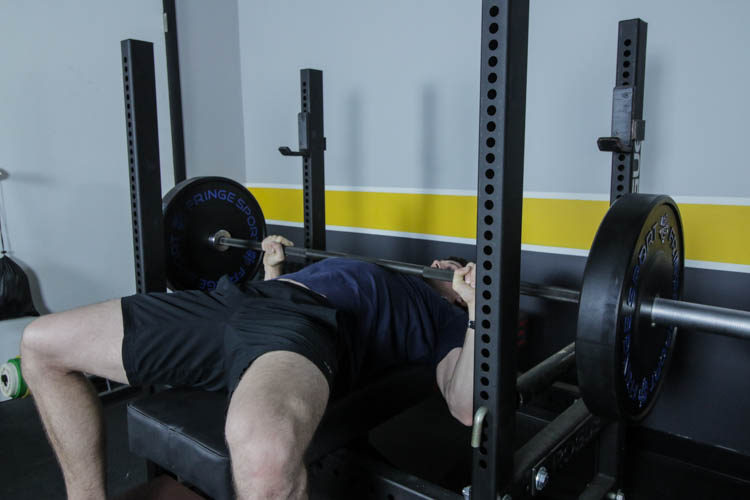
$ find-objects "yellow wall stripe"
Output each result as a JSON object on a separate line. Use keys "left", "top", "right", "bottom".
{"left": 249, "top": 187, "right": 304, "bottom": 224}
{"left": 521, "top": 199, "right": 609, "bottom": 251}
{"left": 327, "top": 191, "right": 477, "bottom": 239}
{"left": 248, "top": 187, "right": 750, "bottom": 266}
{"left": 680, "top": 203, "right": 750, "bottom": 265}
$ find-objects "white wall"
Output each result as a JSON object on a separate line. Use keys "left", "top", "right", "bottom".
{"left": 0, "top": 0, "right": 172, "bottom": 365}
{"left": 238, "top": 0, "right": 750, "bottom": 199}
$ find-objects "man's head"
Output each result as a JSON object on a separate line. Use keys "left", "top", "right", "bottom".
{"left": 426, "top": 257, "right": 469, "bottom": 309}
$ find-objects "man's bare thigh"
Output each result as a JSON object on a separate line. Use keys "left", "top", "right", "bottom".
{"left": 28, "top": 299, "right": 128, "bottom": 384}
{"left": 227, "top": 350, "right": 330, "bottom": 442}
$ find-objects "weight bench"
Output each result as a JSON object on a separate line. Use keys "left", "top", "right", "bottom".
{"left": 127, "top": 365, "right": 435, "bottom": 500}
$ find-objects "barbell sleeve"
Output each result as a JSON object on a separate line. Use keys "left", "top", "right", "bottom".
{"left": 648, "top": 297, "right": 750, "bottom": 341}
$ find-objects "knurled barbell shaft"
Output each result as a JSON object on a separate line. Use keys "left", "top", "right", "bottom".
{"left": 215, "top": 236, "right": 454, "bottom": 281}
{"left": 211, "top": 233, "right": 750, "bottom": 340}
{"left": 213, "top": 234, "right": 581, "bottom": 302}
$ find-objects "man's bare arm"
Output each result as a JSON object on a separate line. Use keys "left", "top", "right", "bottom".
{"left": 436, "top": 332, "right": 474, "bottom": 425}
{"left": 436, "top": 263, "right": 476, "bottom": 426}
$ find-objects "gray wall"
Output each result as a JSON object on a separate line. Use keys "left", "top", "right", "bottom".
{"left": 238, "top": 1, "right": 481, "bottom": 190}
{"left": 526, "top": 0, "right": 750, "bottom": 197}
{"left": 237, "top": 0, "right": 750, "bottom": 197}
{"left": 175, "top": 0, "right": 245, "bottom": 181}
{"left": 0, "top": 1, "right": 172, "bottom": 376}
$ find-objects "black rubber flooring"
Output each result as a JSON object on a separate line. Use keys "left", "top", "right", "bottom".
{"left": 0, "top": 385, "right": 578, "bottom": 499}
{"left": 0, "top": 394, "right": 146, "bottom": 499}
{"left": 3, "top": 388, "right": 750, "bottom": 499}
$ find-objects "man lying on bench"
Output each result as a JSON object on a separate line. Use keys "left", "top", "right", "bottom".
{"left": 21, "top": 235, "right": 477, "bottom": 499}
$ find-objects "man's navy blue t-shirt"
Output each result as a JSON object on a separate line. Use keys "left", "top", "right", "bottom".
{"left": 280, "top": 258, "right": 468, "bottom": 385}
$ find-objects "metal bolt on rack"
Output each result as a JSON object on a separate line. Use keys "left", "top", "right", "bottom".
{"left": 608, "top": 490, "right": 626, "bottom": 500}
{"left": 534, "top": 467, "right": 549, "bottom": 491}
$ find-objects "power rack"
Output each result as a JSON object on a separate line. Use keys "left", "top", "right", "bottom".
{"left": 470, "top": 3, "right": 636, "bottom": 499}
{"left": 121, "top": 39, "right": 167, "bottom": 295}
{"left": 121, "top": 38, "right": 169, "bottom": 481}
{"left": 471, "top": 0, "right": 529, "bottom": 497}
{"left": 122, "top": 3, "right": 643, "bottom": 497}
{"left": 598, "top": 19, "right": 648, "bottom": 205}
{"left": 279, "top": 69, "right": 327, "bottom": 252}
{"left": 162, "top": 0, "right": 187, "bottom": 184}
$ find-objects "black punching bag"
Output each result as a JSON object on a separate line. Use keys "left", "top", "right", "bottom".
{"left": 0, "top": 210, "right": 39, "bottom": 319}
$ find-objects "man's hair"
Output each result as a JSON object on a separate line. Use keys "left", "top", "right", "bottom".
{"left": 444, "top": 256, "right": 468, "bottom": 267}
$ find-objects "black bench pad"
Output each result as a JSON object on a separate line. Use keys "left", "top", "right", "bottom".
{"left": 127, "top": 365, "right": 435, "bottom": 500}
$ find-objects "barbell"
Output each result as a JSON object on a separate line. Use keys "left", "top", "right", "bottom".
{"left": 162, "top": 176, "right": 750, "bottom": 422}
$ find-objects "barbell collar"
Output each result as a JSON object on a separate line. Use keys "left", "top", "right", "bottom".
{"left": 208, "top": 230, "right": 232, "bottom": 252}
{"left": 649, "top": 297, "right": 750, "bottom": 341}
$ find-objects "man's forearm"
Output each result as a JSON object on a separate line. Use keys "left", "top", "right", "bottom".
{"left": 263, "top": 264, "right": 283, "bottom": 280}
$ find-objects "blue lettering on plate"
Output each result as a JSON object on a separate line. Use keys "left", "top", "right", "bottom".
{"left": 229, "top": 267, "right": 246, "bottom": 283}
{"left": 199, "top": 279, "right": 217, "bottom": 291}
{"left": 627, "top": 286, "right": 636, "bottom": 307}
{"left": 659, "top": 225, "right": 670, "bottom": 244}
{"left": 645, "top": 225, "right": 655, "bottom": 248}
{"left": 171, "top": 213, "right": 185, "bottom": 230}
{"left": 638, "top": 378, "right": 649, "bottom": 407}
{"left": 632, "top": 263, "right": 640, "bottom": 284}
{"left": 243, "top": 250, "right": 257, "bottom": 265}
{"left": 623, "top": 332, "right": 631, "bottom": 354}
{"left": 621, "top": 208, "right": 683, "bottom": 410}
{"left": 638, "top": 244, "right": 647, "bottom": 265}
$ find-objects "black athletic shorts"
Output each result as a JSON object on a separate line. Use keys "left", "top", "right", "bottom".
{"left": 120, "top": 277, "right": 341, "bottom": 396}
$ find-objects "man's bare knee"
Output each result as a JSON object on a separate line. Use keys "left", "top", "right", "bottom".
{"left": 226, "top": 416, "right": 304, "bottom": 498}
{"left": 225, "top": 414, "right": 299, "bottom": 472}
{"left": 20, "top": 317, "right": 67, "bottom": 378}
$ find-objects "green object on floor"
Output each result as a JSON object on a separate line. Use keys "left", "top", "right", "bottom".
{"left": 1, "top": 357, "right": 29, "bottom": 399}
